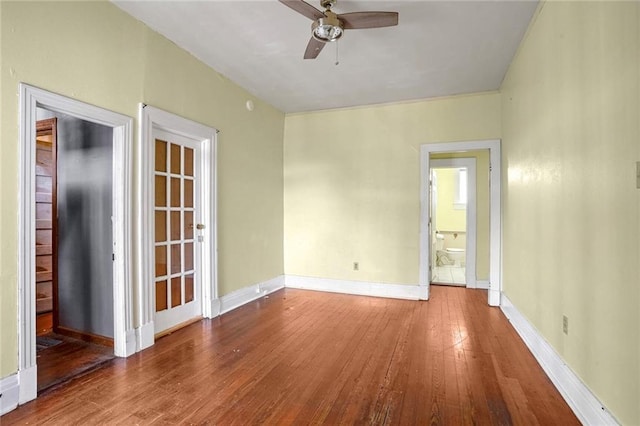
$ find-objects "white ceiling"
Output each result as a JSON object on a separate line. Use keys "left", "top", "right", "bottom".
{"left": 113, "top": 0, "right": 538, "bottom": 113}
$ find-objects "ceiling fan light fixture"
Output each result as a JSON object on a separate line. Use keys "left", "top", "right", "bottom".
{"left": 312, "top": 13, "right": 343, "bottom": 42}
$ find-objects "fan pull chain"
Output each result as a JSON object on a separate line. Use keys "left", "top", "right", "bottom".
{"left": 335, "top": 41, "right": 339, "bottom": 66}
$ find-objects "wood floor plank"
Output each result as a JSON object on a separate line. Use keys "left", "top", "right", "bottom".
{"left": 1, "top": 286, "right": 580, "bottom": 425}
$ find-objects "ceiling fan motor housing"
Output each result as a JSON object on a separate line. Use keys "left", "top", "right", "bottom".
{"left": 312, "top": 11, "right": 343, "bottom": 42}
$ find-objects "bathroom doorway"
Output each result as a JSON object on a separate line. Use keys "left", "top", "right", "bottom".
{"left": 430, "top": 158, "right": 476, "bottom": 287}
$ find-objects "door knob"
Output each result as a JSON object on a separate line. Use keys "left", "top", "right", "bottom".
{"left": 196, "top": 223, "right": 206, "bottom": 230}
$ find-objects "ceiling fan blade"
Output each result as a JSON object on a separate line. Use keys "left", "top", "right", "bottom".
{"left": 304, "top": 37, "right": 326, "bottom": 59}
{"left": 279, "top": 0, "right": 325, "bottom": 21}
{"left": 339, "top": 11, "right": 399, "bottom": 30}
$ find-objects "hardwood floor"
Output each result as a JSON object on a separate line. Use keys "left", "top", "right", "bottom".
{"left": 36, "top": 333, "right": 115, "bottom": 394}
{"left": 2, "top": 286, "right": 579, "bottom": 425}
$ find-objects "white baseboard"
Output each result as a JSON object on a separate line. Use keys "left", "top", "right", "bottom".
{"left": 17, "top": 365, "right": 37, "bottom": 405}
{"left": 500, "top": 294, "right": 619, "bottom": 425}
{"left": 136, "top": 322, "right": 155, "bottom": 352}
{"left": 476, "top": 280, "right": 490, "bottom": 290}
{"left": 285, "top": 275, "right": 421, "bottom": 300}
{"left": 125, "top": 329, "right": 137, "bottom": 357}
{"left": 0, "top": 374, "right": 19, "bottom": 416}
{"left": 219, "top": 275, "right": 285, "bottom": 315}
{"left": 209, "top": 298, "right": 222, "bottom": 318}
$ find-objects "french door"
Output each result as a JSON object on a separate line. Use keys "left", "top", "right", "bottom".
{"left": 153, "top": 128, "right": 203, "bottom": 334}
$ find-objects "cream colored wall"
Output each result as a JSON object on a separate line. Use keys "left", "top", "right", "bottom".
{"left": 433, "top": 168, "right": 466, "bottom": 232}
{"left": 0, "top": 1, "right": 284, "bottom": 378}
{"left": 501, "top": 1, "right": 639, "bottom": 424}
{"left": 432, "top": 150, "right": 490, "bottom": 280}
{"left": 283, "top": 93, "right": 501, "bottom": 284}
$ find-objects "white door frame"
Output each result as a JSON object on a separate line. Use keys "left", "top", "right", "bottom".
{"left": 430, "top": 158, "right": 477, "bottom": 288}
{"left": 420, "top": 139, "right": 502, "bottom": 305}
{"left": 137, "top": 105, "right": 218, "bottom": 350}
{"left": 18, "top": 84, "right": 134, "bottom": 404}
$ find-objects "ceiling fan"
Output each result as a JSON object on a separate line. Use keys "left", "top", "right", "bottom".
{"left": 279, "top": 0, "right": 399, "bottom": 59}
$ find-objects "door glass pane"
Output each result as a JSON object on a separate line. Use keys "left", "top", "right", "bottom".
{"left": 171, "top": 244, "right": 181, "bottom": 274}
{"left": 184, "top": 148, "right": 194, "bottom": 176}
{"left": 185, "top": 242, "right": 193, "bottom": 271}
{"left": 155, "top": 140, "right": 167, "bottom": 172}
{"left": 184, "top": 211, "right": 193, "bottom": 239}
{"left": 170, "top": 144, "right": 181, "bottom": 174}
{"left": 155, "top": 211, "right": 166, "bottom": 242}
{"left": 155, "top": 245, "right": 167, "bottom": 277}
{"left": 156, "top": 280, "right": 167, "bottom": 312}
{"left": 171, "top": 277, "right": 181, "bottom": 308}
{"left": 170, "top": 211, "right": 181, "bottom": 241}
{"left": 184, "top": 179, "right": 193, "bottom": 208}
{"left": 185, "top": 274, "right": 194, "bottom": 303}
{"left": 171, "top": 177, "right": 181, "bottom": 207}
{"left": 155, "top": 176, "right": 166, "bottom": 207}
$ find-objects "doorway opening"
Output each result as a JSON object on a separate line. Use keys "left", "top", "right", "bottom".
{"left": 18, "top": 84, "right": 134, "bottom": 404}
{"left": 430, "top": 158, "right": 477, "bottom": 288}
{"left": 33, "top": 108, "right": 117, "bottom": 393}
{"left": 419, "top": 140, "right": 502, "bottom": 306}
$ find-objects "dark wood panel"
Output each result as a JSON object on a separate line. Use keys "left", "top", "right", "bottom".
{"left": 35, "top": 175, "right": 52, "bottom": 193}
{"left": 35, "top": 192, "right": 52, "bottom": 203}
{"left": 34, "top": 118, "right": 58, "bottom": 330}
{"left": 36, "top": 219, "right": 52, "bottom": 230}
{"left": 1, "top": 288, "right": 580, "bottom": 425}
{"left": 36, "top": 271, "right": 52, "bottom": 283}
{"left": 36, "top": 202, "right": 52, "bottom": 219}
{"left": 36, "top": 229, "right": 52, "bottom": 246}
{"left": 37, "top": 281, "right": 53, "bottom": 298}
{"left": 36, "top": 297, "right": 52, "bottom": 314}
{"left": 36, "top": 255, "right": 52, "bottom": 271}
{"left": 36, "top": 245, "right": 52, "bottom": 256}
{"left": 36, "top": 312, "right": 53, "bottom": 336}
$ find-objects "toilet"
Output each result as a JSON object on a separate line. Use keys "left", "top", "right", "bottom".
{"left": 434, "top": 233, "right": 466, "bottom": 267}
{"left": 446, "top": 248, "right": 465, "bottom": 266}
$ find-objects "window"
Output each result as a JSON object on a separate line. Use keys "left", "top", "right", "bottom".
{"left": 454, "top": 168, "right": 467, "bottom": 209}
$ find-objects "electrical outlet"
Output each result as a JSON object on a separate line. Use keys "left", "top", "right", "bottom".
{"left": 562, "top": 315, "right": 569, "bottom": 335}
{"left": 353, "top": 262, "right": 359, "bottom": 271}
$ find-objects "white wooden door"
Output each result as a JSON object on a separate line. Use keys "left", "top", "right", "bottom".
{"left": 153, "top": 128, "right": 203, "bottom": 334}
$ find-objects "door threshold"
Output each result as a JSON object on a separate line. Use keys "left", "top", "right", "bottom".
{"left": 155, "top": 316, "right": 203, "bottom": 340}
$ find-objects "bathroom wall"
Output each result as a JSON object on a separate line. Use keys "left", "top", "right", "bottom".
{"left": 55, "top": 113, "right": 114, "bottom": 338}
{"left": 440, "top": 233, "right": 466, "bottom": 251}
{"left": 433, "top": 168, "right": 466, "bottom": 233}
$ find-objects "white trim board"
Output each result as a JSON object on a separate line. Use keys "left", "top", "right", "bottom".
{"left": 420, "top": 140, "right": 502, "bottom": 306}
{"left": 500, "top": 294, "right": 619, "bottom": 425}
{"left": 0, "top": 374, "right": 19, "bottom": 416}
{"left": 219, "top": 276, "right": 285, "bottom": 315}
{"left": 285, "top": 275, "right": 422, "bottom": 300}
{"left": 18, "top": 84, "right": 135, "bottom": 404}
